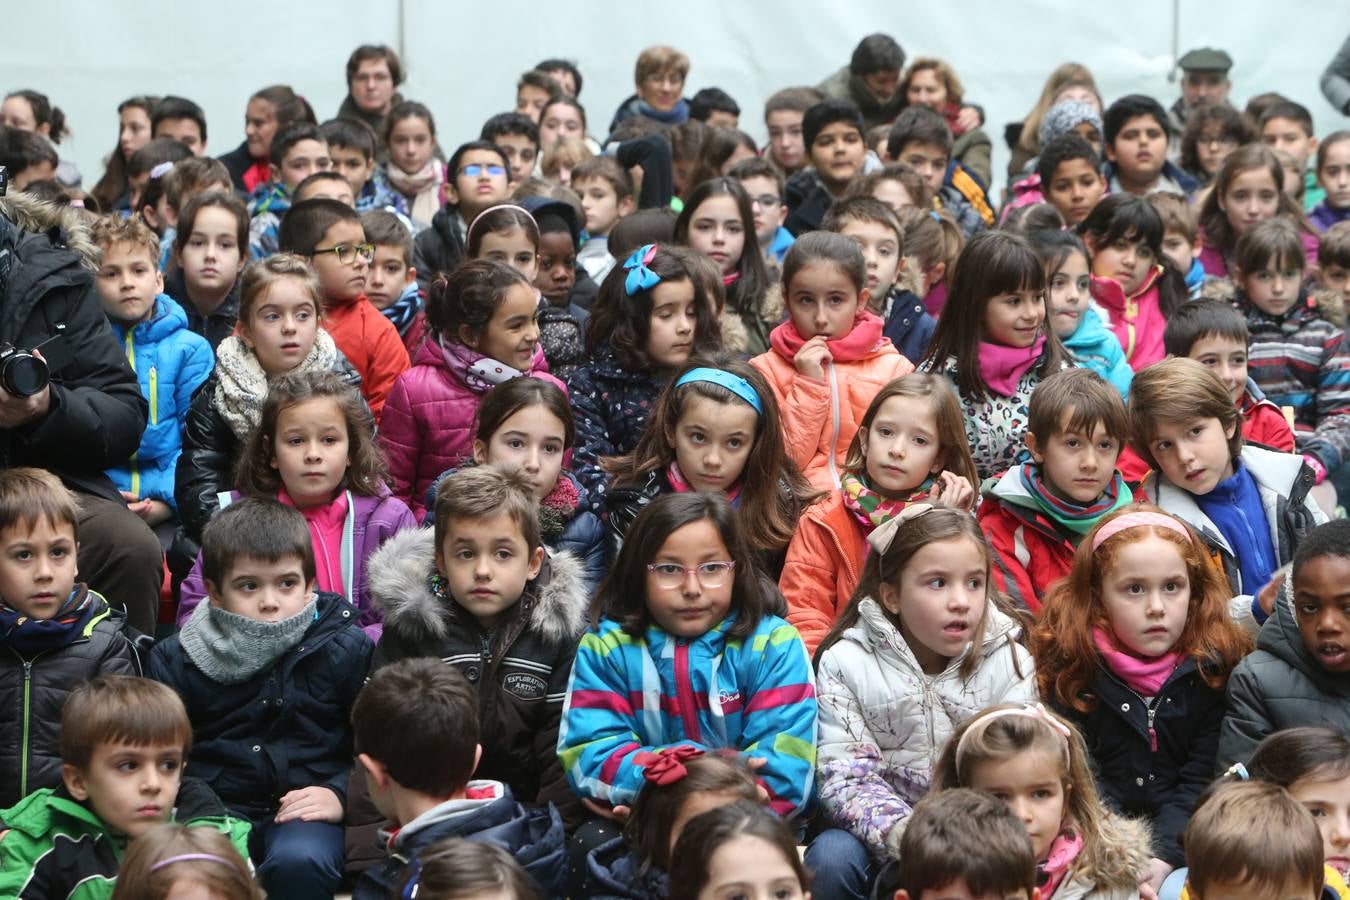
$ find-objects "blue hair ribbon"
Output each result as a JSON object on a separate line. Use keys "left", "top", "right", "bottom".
{"left": 675, "top": 367, "right": 763, "bottom": 414}
{"left": 623, "top": 243, "right": 662, "bottom": 296}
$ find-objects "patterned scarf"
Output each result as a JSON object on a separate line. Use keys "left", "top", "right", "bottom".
{"left": 381, "top": 282, "right": 423, "bottom": 337}
{"left": 1037, "top": 827, "right": 1084, "bottom": 898}
{"left": 212, "top": 330, "right": 340, "bottom": 440}
{"left": 439, "top": 339, "right": 541, "bottom": 395}
{"left": 839, "top": 471, "right": 936, "bottom": 533}
{"left": 1018, "top": 464, "right": 1132, "bottom": 536}
{"left": 0, "top": 586, "right": 95, "bottom": 655}
{"left": 667, "top": 462, "right": 743, "bottom": 505}
{"left": 538, "top": 475, "right": 581, "bottom": 541}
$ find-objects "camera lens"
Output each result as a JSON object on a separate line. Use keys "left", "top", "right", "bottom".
{"left": 1, "top": 353, "right": 48, "bottom": 397}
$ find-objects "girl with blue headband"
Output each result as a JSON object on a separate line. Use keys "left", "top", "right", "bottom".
{"left": 566, "top": 244, "right": 721, "bottom": 511}
{"left": 604, "top": 355, "right": 816, "bottom": 577}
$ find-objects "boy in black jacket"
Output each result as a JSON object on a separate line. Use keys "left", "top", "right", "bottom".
{"left": 149, "top": 498, "right": 373, "bottom": 900}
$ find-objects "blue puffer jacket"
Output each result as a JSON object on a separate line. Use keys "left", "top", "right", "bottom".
{"left": 565, "top": 343, "right": 667, "bottom": 512}
{"left": 583, "top": 836, "right": 668, "bottom": 900}
{"left": 882, "top": 289, "right": 937, "bottom": 365}
{"left": 104, "top": 295, "right": 214, "bottom": 508}
{"left": 1063, "top": 305, "right": 1133, "bottom": 398}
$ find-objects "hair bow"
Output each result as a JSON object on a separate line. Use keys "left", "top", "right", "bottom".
{"left": 865, "top": 503, "right": 935, "bottom": 555}
{"left": 641, "top": 744, "right": 705, "bottom": 786}
{"left": 623, "top": 243, "right": 662, "bottom": 297}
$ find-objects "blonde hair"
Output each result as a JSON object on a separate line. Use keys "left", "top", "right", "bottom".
{"left": 110, "top": 824, "right": 263, "bottom": 900}
{"left": 932, "top": 704, "right": 1146, "bottom": 893}
{"left": 902, "top": 57, "right": 965, "bottom": 107}
{"left": 91, "top": 214, "right": 161, "bottom": 267}
{"left": 541, "top": 137, "right": 592, "bottom": 179}
{"left": 238, "top": 253, "right": 323, "bottom": 324}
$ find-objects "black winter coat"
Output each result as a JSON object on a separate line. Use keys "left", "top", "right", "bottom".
{"left": 0, "top": 591, "right": 139, "bottom": 807}
{"left": 412, "top": 206, "right": 465, "bottom": 295}
{"left": 584, "top": 836, "right": 668, "bottom": 900}
{"left": 565, "top": 343, "right": 666, "bottom": 512}
{"left": 1058, "top": 659, "right": 1225, "bottom": 868}
{"left": 171, "top": 353, "right": 363, "bottom": 569}
{"left": 163, "top": 269, "right": 240, "bottom": 354}
{"left": 217, "top": 141, "right": 257, "bottom": 194}
{"left": 367, "top": 528, "right": 588, "bottom": 825}
{"left": 147, "top": 592, "right": 373, "bottom": 816}
{"left": 0, "top": 195, "right": 147, "bottom": 502}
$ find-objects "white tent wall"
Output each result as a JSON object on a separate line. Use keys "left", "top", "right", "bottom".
{"left": 6, "top": 0, "right": 1348, "bottom": 196}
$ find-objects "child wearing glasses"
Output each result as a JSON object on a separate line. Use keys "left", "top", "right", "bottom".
{"left": 729, "top": 156, "right": 795, "bottom": 270}
{"left": 367, "top": 464, "right": 588, "bottom": 827}
{"left": 279, "top": 198, "right": 410, "bottom": 420}
{"left": 559, "top": 492, "right": 817, "bottom": 840}
{"left": 175, "top": 254, "right": 366, "bottom": 566}
{"left": 412, "top": 141, "right": 513, "bottom": 294}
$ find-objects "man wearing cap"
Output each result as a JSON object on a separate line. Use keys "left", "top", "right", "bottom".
{"left": 1170, "top": 48, "right": 1234, "bottom": 135}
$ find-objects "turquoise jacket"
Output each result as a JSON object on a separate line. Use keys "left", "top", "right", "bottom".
{"left": 1064, "top": 306, "right": 1133, "bottom": 397}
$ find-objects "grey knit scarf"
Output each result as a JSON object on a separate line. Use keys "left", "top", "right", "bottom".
{"left": 179, "top": 595, "right": 318, "bottom": 684}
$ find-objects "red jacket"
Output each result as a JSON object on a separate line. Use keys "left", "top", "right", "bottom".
{"left": 1242, "top": 388, "right": 1296, "bottom": 453}
{"left": 978, "top": 467, "right": 1146, "bottom": 613}
{"left": 779, "top": 491, "right": 867, "bottom": 655}
{"left": 323, "top": 294, "right": 411, "bottom": 421}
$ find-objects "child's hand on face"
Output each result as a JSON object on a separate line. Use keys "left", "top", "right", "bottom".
{"left": 275, "top": 786, "right": 344, "bottom": 824}
{"left": 793, "top": 335, "right": 833, "bottom": 380}
{"left": 926, "top": 471, "right": 975, "bottom": 510}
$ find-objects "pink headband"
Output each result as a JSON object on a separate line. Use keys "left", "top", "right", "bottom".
{"left": 466, "top": 203, "right": 535, "bottom": 245}
{"left": 149, "top": 853, "right": 235, "bottom": 872}
{"left": 954, "top": 703, "right": 1072, "bottom": 768}
{"left": 1091, "top": 511, "right": 1190, "bottom": 551}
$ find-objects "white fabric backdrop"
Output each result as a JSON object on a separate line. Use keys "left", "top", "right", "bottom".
{"left": 7, "top": 0, "right": 1348, "bottom": 194}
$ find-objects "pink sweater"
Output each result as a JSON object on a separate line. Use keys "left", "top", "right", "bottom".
{"left": 280, "top": 487, "right": 349, "bottom": 596}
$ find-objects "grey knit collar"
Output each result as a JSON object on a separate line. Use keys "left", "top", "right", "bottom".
{"left": 179, "top": 595, "right": 319, "bottom": 684}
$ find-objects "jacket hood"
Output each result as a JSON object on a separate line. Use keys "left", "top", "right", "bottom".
{"left": 844, "top": 595, "right": 1022, "bottom": 674}
{"left": 586, "top": 836, "right": 668, "bottom": 899}
{"left": 0, "top": 191, "right": 99, "bottom": 273}
{"left": 1062, "top": 305, "right": 1112, "bottom": 351}
{"left": 113, "top": 294, "right": 190, "bottom": 344}
{"left": 367, "top": 526, "right": 588, "bottom": 645}
{"left": 1059, "top": 810, "right": 1155, "bottom": 898}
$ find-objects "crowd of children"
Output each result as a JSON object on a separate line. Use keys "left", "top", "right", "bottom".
{"left": 1, "top": 31, "right": 1350, "bottom": 900}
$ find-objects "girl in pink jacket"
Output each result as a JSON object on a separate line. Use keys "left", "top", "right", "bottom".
{"left": 750, "top": 232, "right": 912, "bottom": 491}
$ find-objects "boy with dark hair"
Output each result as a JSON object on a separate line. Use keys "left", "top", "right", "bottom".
{"left": 689, "top": 87, "right": 740, "bottom": 128}
{"left": 1131, "top": 358, "right": 1326, "bottom": 632}
{"left": 480, "top": 111, "right": 541, "bottom": 183}
{"left": 150, "top": 498, "right": 373, "bottom": 900}
{"left": 279, "top": 198, "right": 411, "bottom": 419}
{"left": 1181, "top": 781, "right": 1327, "bottom": 900}
{"left": 783, "top": 98, "right": 866, "bottom": 235}
{"left": 763, "top": 85, "right": 824, "bottom": 176}
{"left": 816, "top": 33, "right": 908, "bottom": 130}
{"left": 293, "top": 170, "right": 355, "bottom": 206}
{"left": 979, "top": 368, "right": 1136, "bottom": 612}
{"left": 884, "top": 789, "right": 1038, "bottom": 900}
{"left": 534, "top": 58, "right": 582, "bottom": 97}
{"left": 1163, "top": 299, "right": 1295, "bottom": 454}
{"left": 887, "top": 105, "right": 993, "bottom": 236}
{"left": 516, "top": 70, "right": 562, "bottom": 124}
{"left": 350, "top": 658, "right": 566, "bottom": 899}
{"left": 1261, "top": 100, "right": 1324, "bottom": 211}
{"left": 91, "top": 216, "right": 213, "bottom": 535}
{"left": 729, "top": 156, "right": 794, "bottom": 266}
{"left": 0, "top": 468, "right": 141, "bottom": 808}
{"left": 248, "top": 121, "right": 331, "bottom": 259}
{"left": 367, "top": 466, "right": 587, "bottom": 823}
{"left": 0, "top": 127, "right": 59, "bottom": 192}
{"left": 1103, "top": 94, "right": 1197, "bottom": 196}
{"left": 518, "top": 194, "right": 590, "bottom": 376}
{"left": 0, "top": 676, "right": 251, "bottom": 899}
{"left": 360, "top": 209, "right": 424, "bottom": 354}
{"left": 151, "top": 96, "right": 208, "bottom": 156}
{"left": 573, "top": 155, "right": 635, "bottom": 284}
{"left": 320, "top": 117, "right": 406, "bottom": 215}
{"left": 1036, "top": 133, "right": 1106, "bottom": 228}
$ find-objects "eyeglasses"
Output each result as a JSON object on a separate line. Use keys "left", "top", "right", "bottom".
{"left": 1199, "top": 135, "right": 1238, "bottom": 150}
{"left": 460, "top": 163, "right": 507, "bottom": 178}
{"left": 750, "top": 194, "right": 781, "bottom": 209}
{"left": 308, "top": 243, "right": 374, "bottom": 265}
{"left": 647, "top": 561, "right": 736, "bottom": 589}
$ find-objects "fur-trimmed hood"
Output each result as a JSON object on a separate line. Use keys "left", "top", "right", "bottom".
{"left": 366, "top": 526, "right": 587, "bottom": 646}
{"left": 1055, "top": 811, "right": 1153, "bottom": 899}
{"left": 0, "top": 192, "right": 99, "bottom": 273}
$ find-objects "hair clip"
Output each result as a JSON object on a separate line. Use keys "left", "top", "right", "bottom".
{"left": 675, "top": 367, "right": 763, "bottom": 414}
{"left": 640, "top": 744, "right": 704, "bottom": 786}
{"left": 1224, "top": 762, "right": 1250, "bottom": 781}
{"left": 623, "top": 243, "right": 662, "bottom": 296}
{"left": 929, "top": 210, "right": 941, "bottom": 222}
{"left": 149, "top": 161, "right": 175, "bottom": 180}
{"left": 1090, "top": 511, "right": 1190, "bottom": 551}
{"left": 954, "top": 703, "right": 1072, "bottom": 768}
{"left": 149, "top": 853, "right": 235, "bottom": 873}
{"left": 866, "top": 503, "right": 935, "bottom": 555}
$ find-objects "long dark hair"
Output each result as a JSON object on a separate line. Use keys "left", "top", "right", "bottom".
{"left": 475, "top": 377, "right": 575, "bottom": 450}
{"left": 675, "top": 177, "right": 771, "bottom": 326}
{"left": 604, "top": 355, "right": 817, "bottom": 553}
{"left": 90, "top": 96, "right": 158, "bottom": 212}
{"left": 592, "top": 493, "right": 774, "bottom": 639}
{"left": 584, "top": 244, "right": 721, "bottom": 370}
{"left": 1077, "top": 194, "right": 1187, "bottom": 318}
{"left": 920, "top": 231, "right": 1069, "bottom": 401}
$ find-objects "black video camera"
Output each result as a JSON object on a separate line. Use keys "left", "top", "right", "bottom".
{"left": 0, "top": 328, "right": 72, "bottom": 398}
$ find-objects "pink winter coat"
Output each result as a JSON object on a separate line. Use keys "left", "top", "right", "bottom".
{"left": 379, "top": 338, "right": 565, "bottom": 519}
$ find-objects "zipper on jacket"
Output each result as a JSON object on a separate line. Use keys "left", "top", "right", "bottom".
{"left": 20, "top": 658, "right": 33, "bottom": 796}
{"left": 148, "top": 366, "right": 158, "bottom": 426}
{"left": 673, "top": 640, "right": 703, "bottom": 743}
{"left": 826, "top": 365, "right": 842, "bottom": 489}
{"left": 1146, "top": 698, "right": 1159, "bottom": 753}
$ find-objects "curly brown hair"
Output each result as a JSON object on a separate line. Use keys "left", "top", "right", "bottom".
{"left": 233, "top": 371, "right": 388, "bottom": 498}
